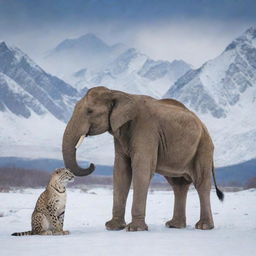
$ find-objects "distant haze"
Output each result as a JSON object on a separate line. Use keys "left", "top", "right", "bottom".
{"left": 0, "top": 0, "right": 255, "bottom": 68}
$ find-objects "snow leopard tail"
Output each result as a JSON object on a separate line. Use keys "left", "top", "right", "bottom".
{"left": 11, "top": 231, "right": 33, "bottom": 236}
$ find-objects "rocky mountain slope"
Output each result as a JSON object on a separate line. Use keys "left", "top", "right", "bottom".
{"left": 0, "top": 42, "right": 80, "bottom": 122}
{"left": 42, "top": 33, "right": 191, "bottom": 98}
{"left": 0, "top": 42, "right": 84, "bottom": 161}
{"left": 165, "top": 27, "right": 256, "bottom": 118}
{"left": 44, "top": 33, "right": 127, "bottom": 79}
{"left": 1, "top": 28, "right": 255, "bottom": 168}
{"left": 164, "top": 27, "right": 256, "bottom": 166}
{"left": 69, "top": 45, "right": 191, "bottom": 98}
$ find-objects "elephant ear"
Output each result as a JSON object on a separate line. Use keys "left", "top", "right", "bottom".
{"left": 110, "top": 90, "right": 137, "bottom": 133}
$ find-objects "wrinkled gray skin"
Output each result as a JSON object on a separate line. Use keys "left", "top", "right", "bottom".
{"left": 62, "top": 86, "right": 223, "bottom": 231}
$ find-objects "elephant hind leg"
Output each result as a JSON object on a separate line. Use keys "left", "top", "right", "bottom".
{"left": 191, "top": 127, "right": 215, "bottom": 230}
{"left": 165, "top": 177, "right": 191, "bottom": 228}
{"left": 194, "top": 181, "right": 214, "bottom": 230}
{"left": 193, "top": 155, "right": 214, "bottom": 229}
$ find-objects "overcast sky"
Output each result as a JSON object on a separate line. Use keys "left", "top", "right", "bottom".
{"left": 0, "top": 0, "right": 255, "bottom": 67}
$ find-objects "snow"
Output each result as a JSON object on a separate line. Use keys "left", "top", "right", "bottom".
{"left": 197, "top": 83, "right": 256, "bottom": 167}
{"left": 0, "top": 110, "right": 64, "bottom": 147}
{"left": 200, "top": 49, "right": 237, "bottom": 105}
{"left": 0, "top": 72, "right": 46, "bottom": 114}
{"left": 0, "top": 188, "right": 255, "bottom": 256}
{"left": 1, "top": 28, "right": 256, "bottom": 168}
{"left": 9, "top": 45, "right": 42, "bottom": 72}
{"left": 0, "top": 108, "right": 114, "bottom": 165}
{"left": 0, "top": 109, "right": 65, "bottom": 159}
{"left": 0, "top": 72, "right": 25, "bottom": 95}
{"left": 196, "top": 46, "right": 256, "bottom": 166}
{"left": 68, "top": 48, "right": 190, "bottom": 99}
{"left": 164, "top": 28, "right": 256, "bottom": 167}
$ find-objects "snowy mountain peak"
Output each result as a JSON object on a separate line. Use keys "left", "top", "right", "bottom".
{"left": 244, "top": 26, "right": 256, "bottom": 40}
{"left": 164, "top": 27, "right": 256, "bottom": 166}
{"left": 79, "top": 32, "right": 102, "bottom": 41}
{"left": 114, "top": 48, "right": 140, "bottom": 61}
{"left": 0, "top": 72, "right": 46, "bottom": 118}
{"left": 46, "top": 34, "right": 128, "bottom": 77}
{"left": 55, "top": 33, "right": 110, "bottom": 52}
{"left": 109, "top": 48, "right": 145, "bottom": 75}
{"left": 138, "top": 58, "right": 191, "bottom": 81}
{"left": 165, "top": 27, "right": 256, "bottom": 118}
{"left": 0, "top": 41, "right": 42, "bottom": 72}
{"left": 225, "top": 26, "right": 256, "bottom": 51}
{"left": 72, "top": 45, "right": 191, "bottom": 99}
{"left": 0, "top": 43, "right": 81, "bottom": 122}
{"left": 0, "top": 41, "right": 9, "bottom": 51}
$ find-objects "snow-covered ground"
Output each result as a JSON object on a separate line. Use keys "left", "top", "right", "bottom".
{"left": 0, "top": 188, "right": 255, "bottom": 256}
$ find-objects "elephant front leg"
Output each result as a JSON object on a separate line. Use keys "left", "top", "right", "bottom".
{"left": 105, "top": 154, "right": 132, "bottom": 231}
{"left": 126, "top": 155, "right": 153, "bottom": 232}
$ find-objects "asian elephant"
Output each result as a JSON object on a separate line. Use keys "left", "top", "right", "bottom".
{"left": 62, "top": 86, "right": 224, "bottom": 231}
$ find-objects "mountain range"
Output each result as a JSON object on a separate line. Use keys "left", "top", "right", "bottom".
{"left": 0, "top": 42, "right": 83, "bottom": 162}
{"left": 0, "top": 27, "right": 255, "bottom": 172}
{"left": 165, "top": 27, "right": 256, "bottom": 119}
{"left": 0, "top": 42, "right": 81, "bottom": 122}
{"left": 44, "top": 34, "right": 191, "bottom": 98}
{"left": 44, "top": 33, "right": 127, "bottom": 79}
{"left": 164, "top": 27, "right": 256, "bottom": 166}
{"left": 72, "top": 48, "right": 191, "bottom": 98}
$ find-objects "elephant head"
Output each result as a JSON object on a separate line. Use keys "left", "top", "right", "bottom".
{"left": 62, "top": 86, "right": 136, "bottom": 176}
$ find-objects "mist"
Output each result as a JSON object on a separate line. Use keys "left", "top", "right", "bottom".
{"left": 0, "top": 0, "right": 255, "bottom": 68}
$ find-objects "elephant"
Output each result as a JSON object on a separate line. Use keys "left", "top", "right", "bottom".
{"left": 62, "top": 86, "right": 224, "bottom": 231}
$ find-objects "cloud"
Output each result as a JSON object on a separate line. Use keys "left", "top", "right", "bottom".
{"left": 0, "top": 0, "right": 255, "bottom": 69}
{"left": 130, "top": 19, "right": 252, "bottom": 67}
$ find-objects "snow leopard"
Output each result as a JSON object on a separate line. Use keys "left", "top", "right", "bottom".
{"left": 12, "top": 168, "right": 74, "bottom": 236}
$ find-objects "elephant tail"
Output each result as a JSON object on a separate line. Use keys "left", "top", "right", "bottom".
{"left": 212, "top": 164, "right": 224, "bottom": 201}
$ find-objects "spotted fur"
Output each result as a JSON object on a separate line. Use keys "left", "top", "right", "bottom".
{"left": 12, "top": 168, "right": 74, "bottom": 236}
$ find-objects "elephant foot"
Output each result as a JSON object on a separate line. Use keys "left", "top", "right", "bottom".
{"left": 126, "top": 220, "right": 148, "bottom": 231}
{"left": 195, "top": 219, "right": 214, "bottom": 230}
{"left": 165, "top": 218, "right": 186, "bottom": 229}
{"left": 105, "top": 217, "right": 126, "bottom": 231}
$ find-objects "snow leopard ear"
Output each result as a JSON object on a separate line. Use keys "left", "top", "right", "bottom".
{"left": 110, "top": 90, "right": 137, "bottom": 133}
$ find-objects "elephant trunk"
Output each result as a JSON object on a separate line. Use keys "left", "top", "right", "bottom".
{"left": 62, "top": 120, "right": 95, "bottom": 176}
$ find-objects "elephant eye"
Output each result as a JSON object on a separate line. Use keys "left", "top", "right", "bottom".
{"left": 87, "top": 108, "right": 93, "bottom": 114}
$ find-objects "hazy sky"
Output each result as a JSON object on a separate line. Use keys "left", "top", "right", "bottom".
{"left": 0, "top": 0, "right": 255, "bottom": 67}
